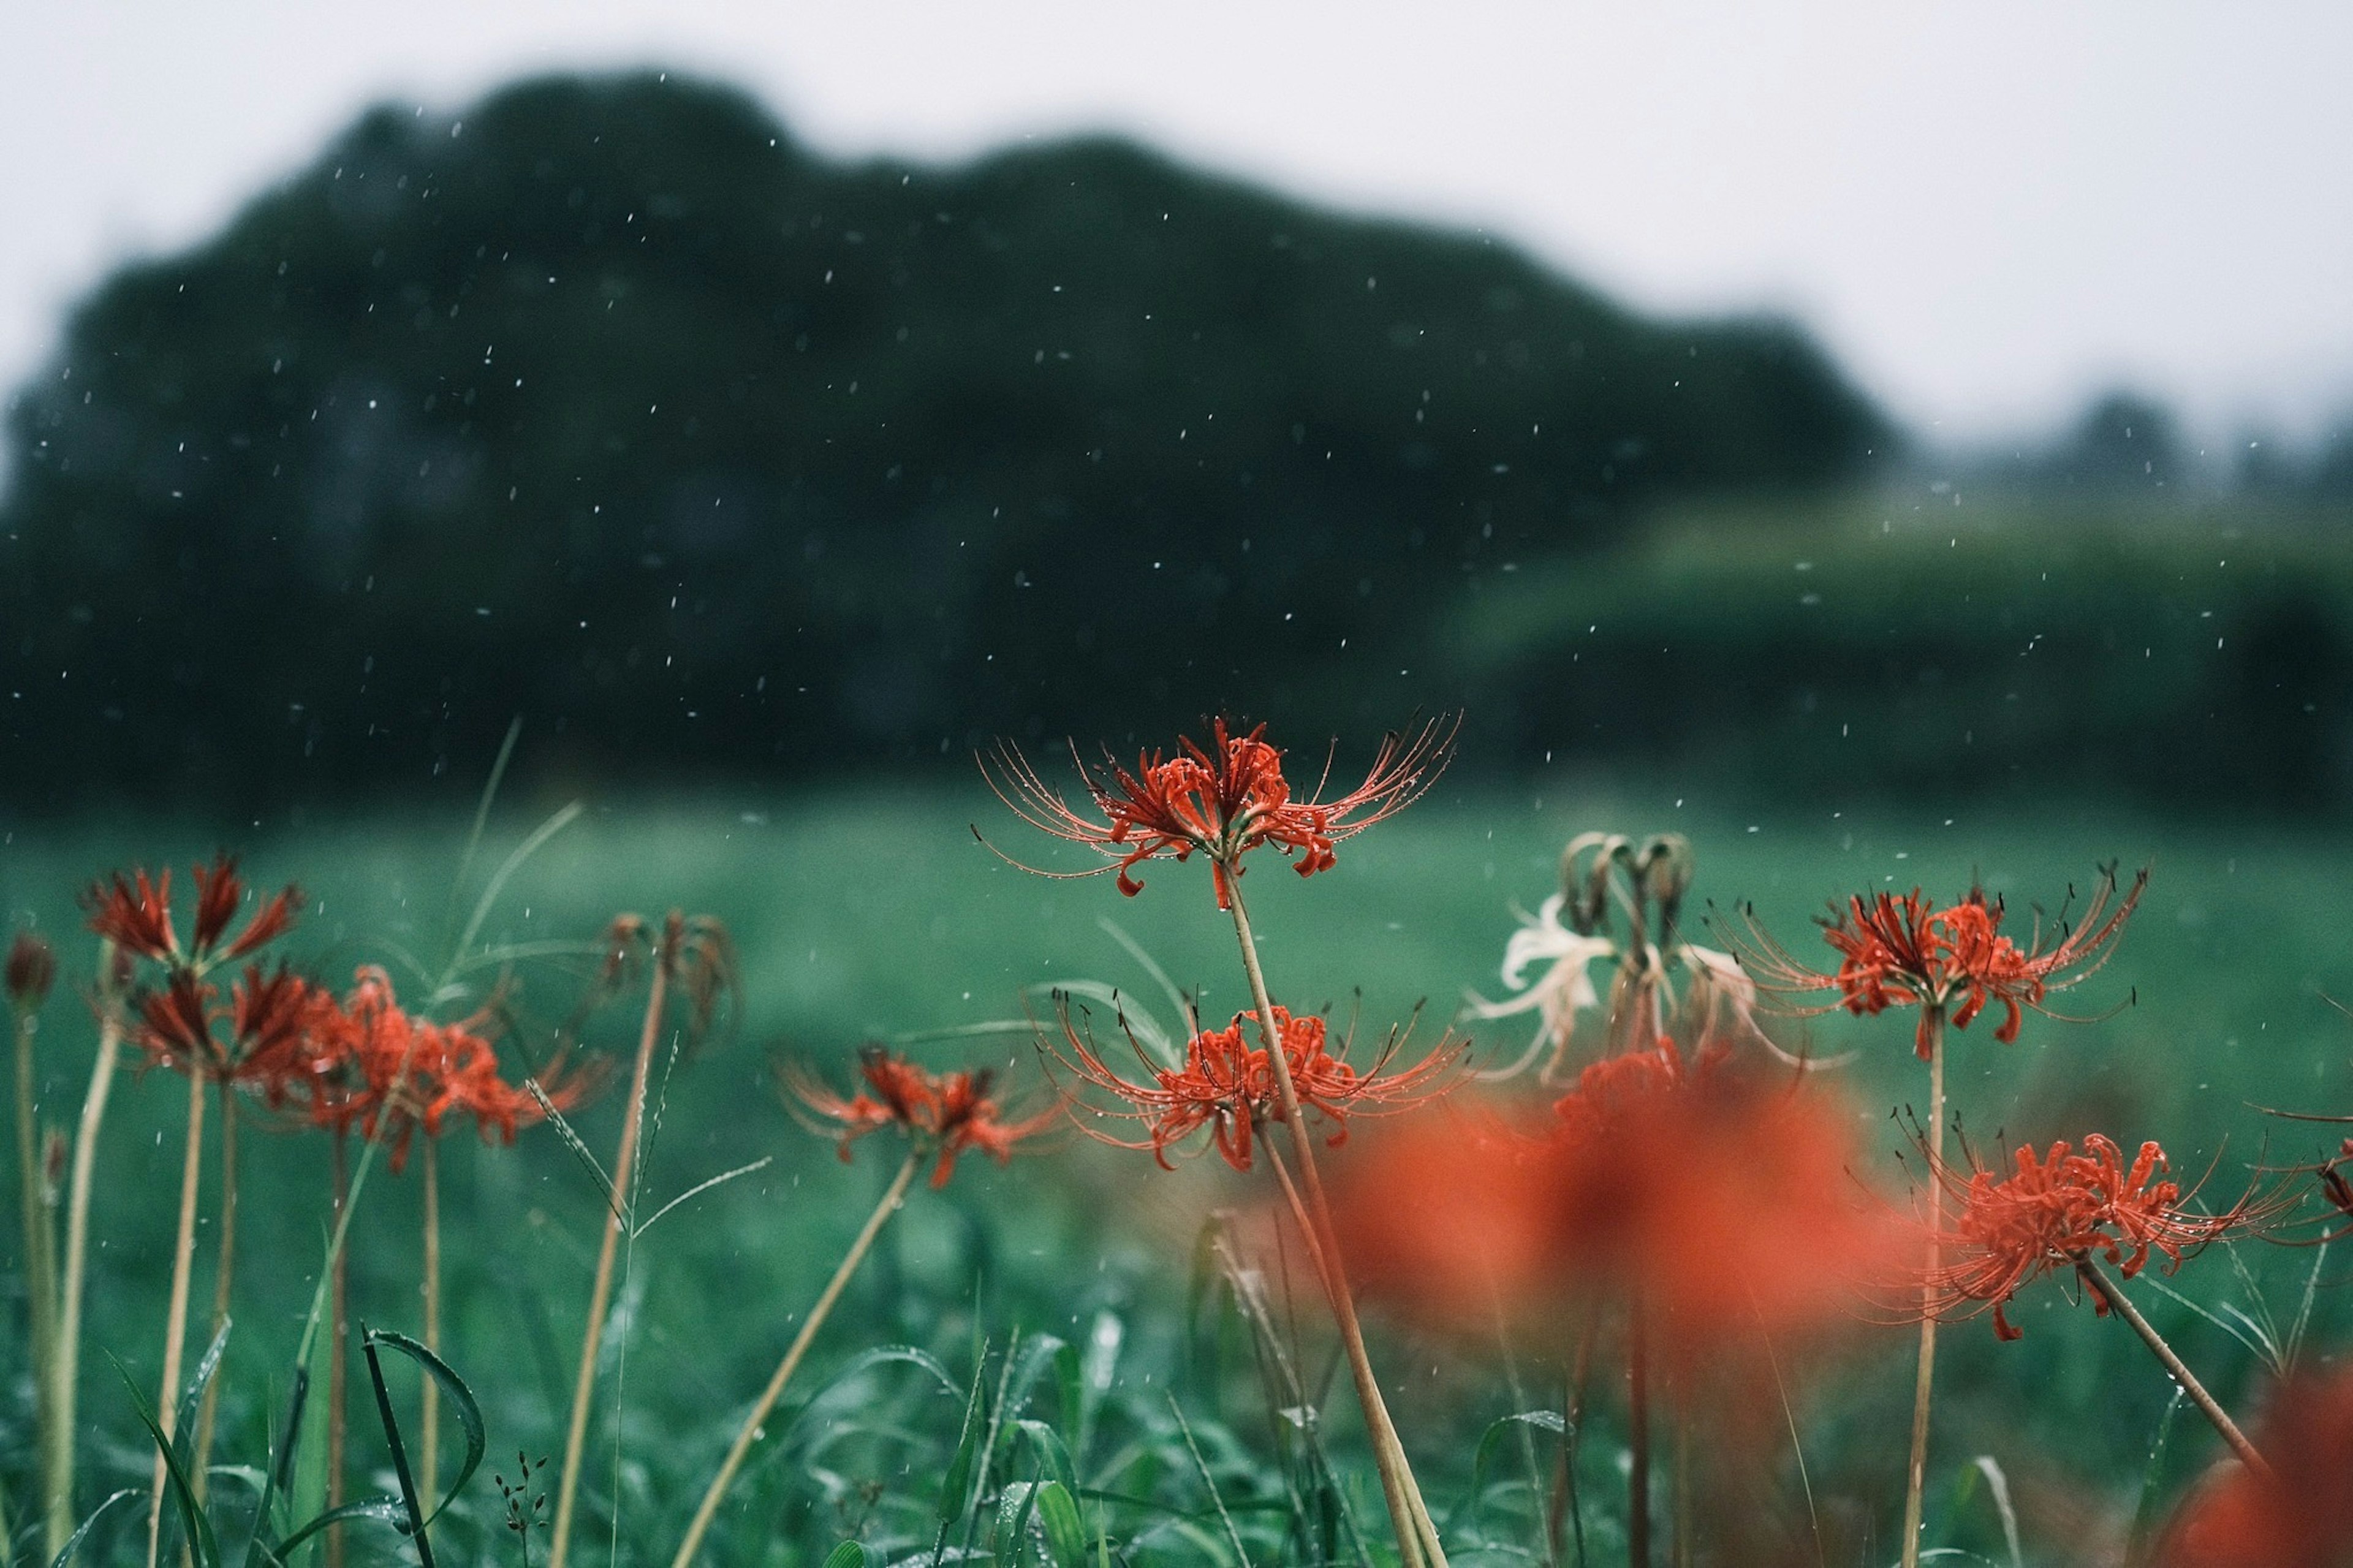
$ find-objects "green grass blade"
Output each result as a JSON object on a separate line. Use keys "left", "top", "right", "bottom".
{"left": 359, "top": 1330, "right": 436, "bottom": 1568}
{"left": 2124, "top": 1387, "right": 2187, "bottom": 1567}
{"left": 110, "top": 1355, "right": 222, "bottom": 1568}
{"left": 360, "top": 1330, "right": 485, "bottom": 1530}
{"left": 1035, "top": 1482, "right": 1088, "bottom": 1568}
{"left": 47, "top": 1488, "right": 142, "bottom": 1568}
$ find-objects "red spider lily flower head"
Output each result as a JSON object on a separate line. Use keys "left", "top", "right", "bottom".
{"left": 981, "top": 716, "right": 1455, "bottom": 909}
{"left": 82, "top": 855, "right": 303, "bottom": 973}
{"left": 1915, "top": 1133, "right": 2286, "bottom": 1342}
{"left": 1336, "top": 1037, "right": 1898, "bottom": 1359}
{"left": 2156, "top": 1367, "right": 2353, "bottom": 1568}
{"left": 287, "top": 967, "right": 586, "bottom": 1170}
{"left": 1725, "top": 866, "right": 2145, "bottom": 1060}
{"left": 1048, "top": 994, "right": 1464, "bottom": 1172}
{"left": 786, "top": 1047, "right": 1058, "bottom": 1188}
{"left": 131, "top": 961, "right": 335, "bottom": 1094}
{"left": 6, "top": 931, "right": 56, "bottom": 1010}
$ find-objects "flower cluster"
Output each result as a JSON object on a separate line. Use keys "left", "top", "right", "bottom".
{"left": 982, "top": 717, "right": 1453, "bottom": 908}
{"left": 788, "top": 1047, "right": 1058, "bottom": 1187}
{"left": 83, "top": 857, "right": 317, "bottom": 1090}
{"left": 1048, "top": 998, "right": 1461, "bottom": 1172}
{"left": 288, "top": 968, "right": 599, "bottom": 1169}
{"left": 1729, "top": 868, "right": 2144, "bottom": 1059}
{"left": 1921, "top": 1134, "right": 2271, "bottom": 1341}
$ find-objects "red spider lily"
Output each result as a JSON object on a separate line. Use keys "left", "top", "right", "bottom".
{"left": 787, "top": 1047, "right": 1058, "bottom": 1187}
{"left": 2157, "top": 1368, "right": 2353, "bottom": 1568}
{"left": 82, "top": 855, "right": 303, "bottom": 971}
{"left": 290, "top": 968, "right": 599, "bottom": 1170}
{"left": 130, "top": 962, "right": 332, "bottom": 1094}
{"left": 1725, "top": 866, "right": 2145, "bottom": 1059}
{"left": 1917, "top": 1134, "right": 2281, "bottom": 1342}
{"left": 1048, "top": 996, "right": 1464, "bottom": 1173}
{"left": 981, "top": 716, "right": 1454, "bottom": 908}
{"left": 1334, "top": 1037, "right": 1896, "bottom": 1352}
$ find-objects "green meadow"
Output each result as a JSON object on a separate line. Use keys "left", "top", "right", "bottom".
{"left": 4, "top": 781, "right": 2349, "bottom": 1564}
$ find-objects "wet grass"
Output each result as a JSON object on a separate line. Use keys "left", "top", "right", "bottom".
{"left": 3, "top": 779, "right": 2349, "bottom": 1564}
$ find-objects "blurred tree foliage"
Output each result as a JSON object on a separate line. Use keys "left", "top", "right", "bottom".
{"left": 0, "top": 71, "right": 1888, "bottom": 809}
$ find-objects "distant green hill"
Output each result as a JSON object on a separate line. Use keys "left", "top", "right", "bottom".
{"left": 0, "top": 71, "right": 1890, "bottom": 809}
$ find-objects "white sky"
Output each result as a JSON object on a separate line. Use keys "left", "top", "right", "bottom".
{"left": 5, "top": 1, "right": 2351, "bottom": 446}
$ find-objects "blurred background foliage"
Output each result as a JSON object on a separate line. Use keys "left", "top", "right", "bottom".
{"left": 1, "top": 69, "right": 2347, "bottom": 817}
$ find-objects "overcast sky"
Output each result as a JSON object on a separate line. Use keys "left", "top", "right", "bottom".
{"left": 6, "top": 2, "right": 2351, "bottom": 447}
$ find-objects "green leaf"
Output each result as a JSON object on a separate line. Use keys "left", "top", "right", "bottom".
{"left": 276, "top": 1499, "right": 408, "bottom": 1557}
{"left": 819, "top": 1544, "right": 866, "bottom": 1568}
{"left": 360, "top": 1329, "right": 485, "bottom": 1530}
{"left": 1015, "top": 1420, "right": 1078, "bottom": 1494}
{"left": 994, "top": 1480, "right": 1043, "bottom": 1568}
{"left": 112, "top": 1355, "right": 222, "bottom": 1568}
{"left": 1035, "top": 1482, "right": 1088, "bottom": 1568}
{"left": 938, "top": 1350, "right": 990, "bottom": 1526}
{"left": 48, "top": 1488, "right": 143, "bottom": 1568}
{"left": 359, "top": 1329, "right": 437, "bottom": 1568}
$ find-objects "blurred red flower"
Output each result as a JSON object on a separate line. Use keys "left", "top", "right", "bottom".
{"left": 787, "top": 1047, "right": 1057, "bottom": 1187}
{"left": 981, "top": 716, "right": 1453, "bottom": 908}
{"left": 1335, "top": 1036, "right": 1895, "bottom": 1352}
{"left": 1919, "top": 1134, "right": 2277, "bottom": 1342}
{"left": 1727, "top": 868, "right": 2143, "bottom": 1059}
{"left": 130, "top": 961, "right": 330, "bottom": 1096}
{"left": 1048, "top": 998, "right": 1461, "bottom": 1173}
{"left": 2158, "top": 1368, "right": 2353, "bottom": 1568}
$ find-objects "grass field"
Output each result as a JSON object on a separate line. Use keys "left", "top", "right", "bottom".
{"left": 4, "top": 777, "right": 2349, "bottom": 1566}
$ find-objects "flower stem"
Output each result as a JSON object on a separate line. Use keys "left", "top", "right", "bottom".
{"left": 549, "top": 952, "right": 670, "bottom": 1568}
{"left": 1224, "top": 880, "right": 1447, "bottom": 1568}
{"left": 190, "top": 1081, "right": 238, "bottom": 1504}
{"left": 670, "top": 1149, "right": 921, "bottom": 1568}
{"left": 2075, "top": 1259, "right": 2272, "bottom": 1477}
{"left": 14, "top": 998, "right": 64, "bottom": 1561}
{"left": 421, "top": 1137, "right": 442, "bottom": 1517}
{"left": 147, "top": 1069, "right": 208, "bottom": 1568}
{"left": 56, "top": 993, "right": 121, "bottom": 1560}
{"left": 1627, "top": 1304, "right": 1650, "bottom": 1568}
{"left": 329, "top": 1131, "right": 349, "bottom": 1568}
{"left": 1898, "top": 1010, "right": 1946, "bottom": 1568}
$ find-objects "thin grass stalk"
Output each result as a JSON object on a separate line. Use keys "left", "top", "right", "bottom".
{"left": 548, "top": 952, "right": 670, "bottom": 1568}
{"left": 55, "top": 993, "right": 121, "bottom": 1559}
{"left": 14, "top": 996, "right": 65, "bottom": 1560}
{"left": 1627, "top": 1304, "right": 1650, "bottom": 1568}
{"left": 190, "top": 1081, "right": 238, "bottom": 1504}
{"left": 670, "top": 1149, "right": 921, "bottom": 1568}
{"left": 2075, "top": 1260, "right": 2271, "bottom": 1477}
{"left": 329, "top": 1130, "right": 350, "bottom": 1568}
{"left": 1898, "top": 1012, "right": 1946, "bottom": 1568}
{"left": 1225, "top": 882, "right": 1446, "bottom": 1568}
{"left": 421, "top": 1137, "right": 442, "bottom": 1517}
{"left": 146, "top": 1069, "right": 208, "bottom": 1568}
{"left": 1670, "top": 1384, "right": 1691, "bottom": 1568}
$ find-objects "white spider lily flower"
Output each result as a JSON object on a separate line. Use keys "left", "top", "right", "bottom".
{"left": 1464, "top": 893, "right": 1616, "bottom": 1081}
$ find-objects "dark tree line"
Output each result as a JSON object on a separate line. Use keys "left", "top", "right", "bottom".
{"left": 0, "top": 71, "right": 1890, "bottom": 811}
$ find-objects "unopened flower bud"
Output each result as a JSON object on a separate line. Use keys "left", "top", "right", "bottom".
{"left": 6, "top": 931, "right": 55, "bottom": 1010}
